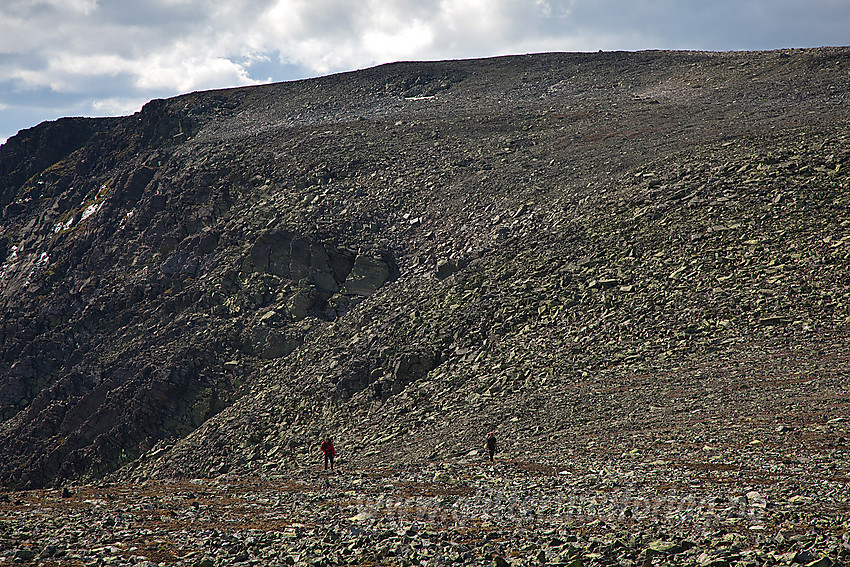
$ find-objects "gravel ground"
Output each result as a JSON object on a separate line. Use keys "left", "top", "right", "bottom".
{"left": 2, "top": 447, "right": 848, "bottom": 567}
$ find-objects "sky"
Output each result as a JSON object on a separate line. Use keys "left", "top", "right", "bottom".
{"left": 1, "top": 0, "right": 849, "bottom": 145}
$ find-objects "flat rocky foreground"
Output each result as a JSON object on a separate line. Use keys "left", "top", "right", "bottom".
{"left": 2, "top": 442, "right": 848, "bottom": 567}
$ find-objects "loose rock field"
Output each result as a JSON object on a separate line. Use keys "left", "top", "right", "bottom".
{"left": 3, "top": 450, "right": 848, "bottom": 567}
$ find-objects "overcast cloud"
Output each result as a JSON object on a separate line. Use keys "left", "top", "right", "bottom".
{"left": 1, "top": 0, "right": 849, "bottom": 143}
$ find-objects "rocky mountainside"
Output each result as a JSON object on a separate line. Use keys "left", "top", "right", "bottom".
{"left": 1, "top": 46, "right": 850, "bottom": 532}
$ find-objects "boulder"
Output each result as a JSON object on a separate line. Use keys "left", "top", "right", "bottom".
{"left": 342, "top": 252, "right": 399, "bottom": 296}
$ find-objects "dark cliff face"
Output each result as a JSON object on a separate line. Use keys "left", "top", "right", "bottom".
{"left": 0, "top": 117, "right": 120, "bottom": 210}
{"left": 1, "top": 49, "right": 849, "bottom": 488}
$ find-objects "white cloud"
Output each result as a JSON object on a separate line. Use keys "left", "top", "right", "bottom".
{"left": 132, "top": 49, "right": 260, "bottom": 93}
{"left": 90, "top": 97, "right": 148, "bottom": 116}
{"left": 47, "top": 53, "right": 129, "bottom": 88}
{"left": 45, "top": 0, "right": 99, "bottom": 15}
{"left": 362, "top": 20, "right": 434, "bottom": 61}
{"left": 252, "top": 0, "right": 581, "bottom": 73}
{"left": 5, "top": 0, "right": 846, "bottom": 100}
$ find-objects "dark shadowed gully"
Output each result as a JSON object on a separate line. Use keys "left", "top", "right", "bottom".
{"left": 1, "top": 48, "right": 850, "bottom": 566}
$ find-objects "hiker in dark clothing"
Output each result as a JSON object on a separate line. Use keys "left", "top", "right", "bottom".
{"left": 320, "top": 436, "right": 336, "bottom": 470}
{"left": 485, "top": 431, "right": 497, "bottom": 461}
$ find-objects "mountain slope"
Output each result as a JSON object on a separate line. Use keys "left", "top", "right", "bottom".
{"left": 1, "top": 48, "right": 849, "bottom": 489}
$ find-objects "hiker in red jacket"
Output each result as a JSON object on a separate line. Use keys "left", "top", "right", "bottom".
{"left": 320, "top": 436, "right": 336, "bottom": 471}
